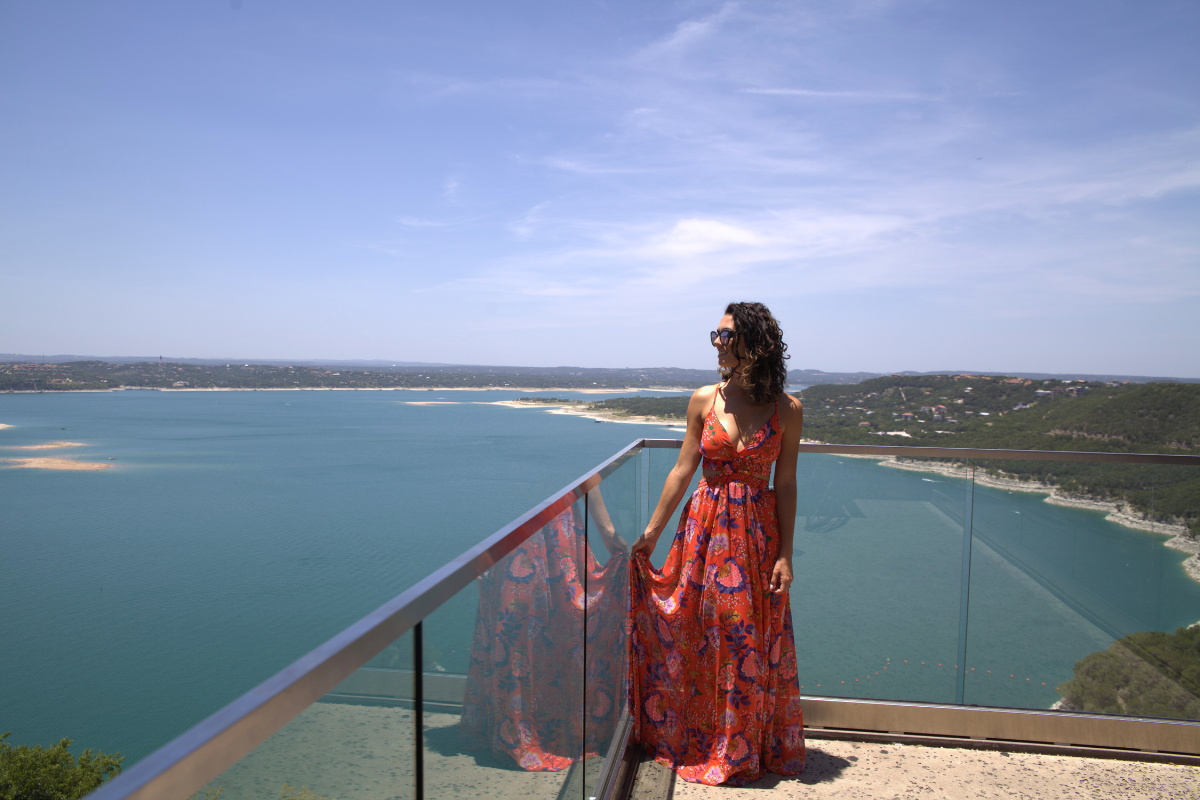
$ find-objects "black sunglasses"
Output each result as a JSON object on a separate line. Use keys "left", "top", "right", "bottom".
{"left": 710, "top": 329, "right": 737, "bottom": 346}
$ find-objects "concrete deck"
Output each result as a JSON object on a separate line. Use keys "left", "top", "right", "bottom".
{"left": 664, "top": 739, "right": 1200, "bottom": 800}
{"left": 205, "top": 701, "right": 1199, "bottom": 800}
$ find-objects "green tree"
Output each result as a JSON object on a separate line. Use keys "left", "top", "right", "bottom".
{"left": 1056, "top": 626, "right": 1200, "bottom": 720}
{"left": 0, "top": 733, "right": 123, "bottom": 800}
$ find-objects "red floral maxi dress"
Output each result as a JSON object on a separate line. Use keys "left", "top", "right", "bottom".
{"left": 629, "top": 398, "right": 805, "bottom": 785}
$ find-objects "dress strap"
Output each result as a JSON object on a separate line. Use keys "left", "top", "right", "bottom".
{"left": 702, "top": 384, "right": 722, "bottom": 440}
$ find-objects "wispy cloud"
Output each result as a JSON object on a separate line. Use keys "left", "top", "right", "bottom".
{"left": 640, "top": 218, "right": 768, "bottom": 258}
{"left": 742, "top": 87, "right": 933, "bottom": 101}
{"left": 401, "top": 72, "right": 567, "bottom": 99}
{"left": 508, "top": 203, "right": 548, "bottom": 240}
{"left": 634, "top": 3, "right": 738, "bottom": 63}
{"left": 410, "top": 0, "right": 1199, "bottom": 321}
{"left": 541, "top": 156, "right": 647, "bottom": 175}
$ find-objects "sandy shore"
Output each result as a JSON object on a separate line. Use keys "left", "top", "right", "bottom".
{"left": 1, "top": 441, "right": 86, "bottom": 450}
{"left": 490, "top": 400, "right": 688, "bottom": 430}
{"left": 2, "top": 457, "right": 112, "bottom": 471}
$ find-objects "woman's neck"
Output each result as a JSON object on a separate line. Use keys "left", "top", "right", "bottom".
{"left": 722, "top": 376, "right": 754, "bottom": 404}
{"left": 722, "top": 375, "right": 776, "bottom": 409}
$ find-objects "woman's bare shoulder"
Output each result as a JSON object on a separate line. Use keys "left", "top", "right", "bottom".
{"left": 689, "top": 384, "right": 721, "bottom": 408}
{"left": 777, "top": 391, "right": 804, "bottom": 423}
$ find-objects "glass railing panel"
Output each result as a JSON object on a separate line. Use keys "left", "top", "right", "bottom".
{"left": 964, "top": 460, "right": 1200, "bottom": 720}
{"left": 430, "top": 496, "right": 588, "bottom": 799}
{"left": 645, "top": 445, "right": 969, "bottom": 704}
{"left": 791, "top": 453, "right": 969, "bottom": 703}
{"left": 582, "top": 457, "right": 638, "bottom": 800}
{"left": 646, "top": 446, "right": 701, "bottom": 566}
{"left": 201, "top": 630, "right": 416, "bottom": 800}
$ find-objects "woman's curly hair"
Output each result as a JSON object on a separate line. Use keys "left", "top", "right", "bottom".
{"left": 722, "top": 301, "right": 789, "bottom": 404}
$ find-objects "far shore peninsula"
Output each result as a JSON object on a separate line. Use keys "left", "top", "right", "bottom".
{"left": 489, "top": 398, "right": 688, "bottom": 429}
{"left": 3, "top": 457, "right": 113, "bottom": 471}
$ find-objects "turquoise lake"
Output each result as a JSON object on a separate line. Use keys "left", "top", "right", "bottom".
{"left": 2, "top": 389, "right": 1198, "bottom": 765}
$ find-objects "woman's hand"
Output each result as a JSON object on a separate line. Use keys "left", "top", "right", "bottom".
{"left": 630, "top": 527, "right": 660, "bottom": 557}
{"left": 769, "top": 555, "right": 793, "bottom": 594}
{"left": 597, "top": 525, "right": 629, "bottom": 557}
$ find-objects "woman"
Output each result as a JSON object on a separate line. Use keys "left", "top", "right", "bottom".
{"left": 628, "top": 301, "right": 805, "bottom": 786}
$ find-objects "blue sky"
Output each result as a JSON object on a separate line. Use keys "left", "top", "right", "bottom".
{"left": 2, "top": 1, "right": 1197, "bottom": 376}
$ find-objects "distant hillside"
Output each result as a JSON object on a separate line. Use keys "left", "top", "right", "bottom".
{"left": 3, "top": 355, "right": 1195, "bottom": 387}
{"left": 798, "top": 375, "right": 1200, "bottom": 453}
{"left": 0, "top": 360, "right": 898, "bottom": 391}
{"left": 799, "top": 375, "right": 1199, "bottom": 535}
{"left": 0, "top": 361, "right": 716, "bottom": 391}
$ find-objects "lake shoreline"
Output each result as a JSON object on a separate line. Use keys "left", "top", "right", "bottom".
{"left": 878, "top": 457, "right": 1200, "bottom": 585}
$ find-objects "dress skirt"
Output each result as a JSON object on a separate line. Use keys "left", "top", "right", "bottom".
{"left": 628, "top": 476, "right": 805, "bottom": 785}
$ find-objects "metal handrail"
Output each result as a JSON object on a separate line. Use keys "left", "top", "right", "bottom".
{"left": 87, "top": 439, "right": 1199, "bottom": 800}
{"left": 88, "top": 439, "right": 647, "bottom": 800}
{"left": 655, "top": 438, "right": 1200, "bottom": 465}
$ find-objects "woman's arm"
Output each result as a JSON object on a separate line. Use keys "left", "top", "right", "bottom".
{"left": 769, "top": 393, "right": 804, "bottom": 593}
{"left": 629, "top": 386, "right": 714, "bottom": 557}
{"left": 586, "top": 485, "right": 628, "bottom": 556}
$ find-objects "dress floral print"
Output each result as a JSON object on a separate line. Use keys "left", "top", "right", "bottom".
{"left": 461, "top": 503, "right": 627, "bottom": 771}
{"left": 629, "top": 398, "right": 805, "bottom": 785}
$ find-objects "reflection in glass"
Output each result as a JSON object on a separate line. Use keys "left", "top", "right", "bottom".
{"left": 789, "top": 454, "right": 968, "bottom": 704}
{"left": 583, "top": 458, "right": 637, "bottom": 800}
{"left": 202, "top": 631, "right": 416, "bottom": 800}
{"left": 964, "top": 461, "right": 1200, "bottom": 720}
{"left": 460, "top": 489, "right": 628, "bottom": 773}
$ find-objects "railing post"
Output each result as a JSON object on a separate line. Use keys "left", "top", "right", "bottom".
{"left": 414, "top": 621, "right": 424, "bottom": 800}
{"left": 639, "top": 445, "right": 650, "bottom": 537}
{"left": 955, "top": 459, "right": 975, "bottom": 705}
